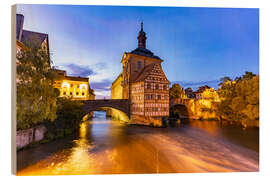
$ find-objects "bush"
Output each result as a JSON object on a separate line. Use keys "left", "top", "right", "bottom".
{"left": 44, "top": 97, "right": 85, "bottom": 140}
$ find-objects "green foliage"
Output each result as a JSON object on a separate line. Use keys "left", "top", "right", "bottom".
{"left": 44, "top": 98, "right": 85, "bottom": 140}
{"left": 169, "top": 83, "right": 186, "bottom": 99}
{"left": 216, "top": 72, "right": 259, "bottom": 126}
{"left": 16, "top": 44, "right": 58, "bottom": 130}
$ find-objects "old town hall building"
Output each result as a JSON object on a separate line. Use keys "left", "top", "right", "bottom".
{"left": 111, "top": 23, "right": 170, "bottom": 126}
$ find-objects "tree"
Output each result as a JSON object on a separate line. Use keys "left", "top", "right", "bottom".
{"left": 169, "top": 83, "right": 186, "bottom": 99}
{"left": 218, "top": 76, "right": 231, "bottom": 86}
{"left": 44, "top": 97, "right": 85, "bottom": 140}
{"left": 242, "top": 71, "right": 256, "bottom": 80}
{"left": 215, "top": 73, "right": 259, "bottom": 126}
{"left": 202, "top": 88, "right": 219, "bottom": 101}
{"left": 16, "top": 44, "right": 58, "bottom": 130}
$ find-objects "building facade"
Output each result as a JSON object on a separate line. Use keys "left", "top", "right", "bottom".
{"left": 111, "top": 23, "right": 170, "bottom": 126}
{"left": 54, "top": 69, "right": 95, "bottom": 101}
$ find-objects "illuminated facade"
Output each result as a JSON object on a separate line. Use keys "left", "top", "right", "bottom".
{"left": 111, "top": 22, "right": 170, "bottom": 125}
{"left": 54, "top": 70, "right": 95, "bottom": 100}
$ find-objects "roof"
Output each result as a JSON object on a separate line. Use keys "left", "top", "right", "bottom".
{"left": 132, "top": 63, "right": 156, "bottom": 82}
{"left": 55, "top": 74, "right": 89, "bottom": 82}
{"left": 132, "top": 63, "right": 170, "bottom": 83}
{"left": 21, "top": 30, "right": 48, "bottom": 48}
{"left": 112, "top": 73, "right": 122, "bottom": 85}
{"left": 129, "top": 47, "right": 161, "bottom": 60}
{"left": 64, "top": 76, "right": 89, "bottom": 82}
{"left": 196, "top": 85, "right": 211, "bottom": 93}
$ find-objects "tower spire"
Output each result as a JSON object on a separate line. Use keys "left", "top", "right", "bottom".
{"left": 137, "top": 21, "right": 147, "bottom": 48}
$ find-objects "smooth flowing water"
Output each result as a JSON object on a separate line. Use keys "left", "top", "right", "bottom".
{"left": 17, "top": 111, "right": 259, "bottom": 175}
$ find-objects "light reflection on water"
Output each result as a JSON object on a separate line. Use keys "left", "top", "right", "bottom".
{"left": 17, "top": 111, "right": 259, "bottom": 175}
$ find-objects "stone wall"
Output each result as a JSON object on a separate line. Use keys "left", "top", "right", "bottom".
{"left": 108, "top": 108, "right": 129, "bottom": 123}
{"left": 16, "top": 125, "right": 46, "bottom": 149}
{"left": 130, "top": 115, "right": 163, "bottom": 127}
{"left": 171, "top": 98, "right": 218, "bottom": 120}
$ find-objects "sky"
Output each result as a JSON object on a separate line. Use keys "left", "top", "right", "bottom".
{"left": 17, "top": 5, "right": 259, "bottom": 99}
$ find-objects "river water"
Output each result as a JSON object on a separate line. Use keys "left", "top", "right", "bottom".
{"left": 17, "top": 111, "right": 259, "bottom": 175}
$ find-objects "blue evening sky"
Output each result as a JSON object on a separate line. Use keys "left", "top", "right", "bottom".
{"left": 17, "top": 5, "right": 259, "bottom": 98}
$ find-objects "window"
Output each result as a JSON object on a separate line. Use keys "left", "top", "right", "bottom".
{"left": 82, "top": 92, "right": 85, "bottom": 96}
{"left": 157, "top": 95, "right": 161, "bottom": 100}
{"left": 155, "top": 84, "right": 159, "bottom": 90}
{"left": 163, "top": 84, "right": 167, "bottom": 90}
{"left": 145, "top": 94, "right": 150, "bottom": 100}
{"left": 76, "top": 92, "right": 79, "bottom": 96}
{"left": 151, "top": 94, "right": 155, "bottom": 100}
{"left": 137, "top": 61, "right": 141, "bottom": 69}
{"left": 63, "top": 92, "right": 66, "bottom": 95}
{"left": 70, "top": 92, "right": 73, "bottom": 95}
{"left": 147, "top": 83, "right": 151, "bottom": 89}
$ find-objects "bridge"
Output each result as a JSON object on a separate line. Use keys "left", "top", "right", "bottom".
{"left": 81, "top": 99, "right": 130, "bottom": 117}
{"left": 170, "top": 98, "right": 191, "bottom": 107}
{"left": 170, "top": 98, "right": 194, "bottom": 119}
{"left": 80, "top": 98, "right": 195, "bottom": 120}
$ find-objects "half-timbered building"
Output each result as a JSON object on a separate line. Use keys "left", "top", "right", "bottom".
{"left": 111, "top": 22, "right": 170, "bottom": 126}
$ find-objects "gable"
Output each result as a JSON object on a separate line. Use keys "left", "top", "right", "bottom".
{"left": 145, "top": 63, "right": 170, "bottom": 83}
{"left": 133, "top": 63, "right": 170, "bottom": 83}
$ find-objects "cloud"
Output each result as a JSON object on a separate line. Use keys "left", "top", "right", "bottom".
{"left": 91, "top": 79, "right": 112, "bottom": 91}
{"left": 64, "top": 64, "right": 96, "bottom": 77}
{"left": 94, "top": 62, "right": 107, "bottom": 70}
{"left": 94, "top": 90, "right": 111, "bottom": 99}
{"left": 172, "top": 79, "right": 220, "bottom": 90}
{"left": 90, "top": 79, "right": 112, "bottom": 99}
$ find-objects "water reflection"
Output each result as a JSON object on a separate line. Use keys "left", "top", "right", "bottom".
{"left": 184, "top": 120, "right": 259, "bottom": 152}
{"left": 17, "top": 111, "right": 259, "bottom": 175}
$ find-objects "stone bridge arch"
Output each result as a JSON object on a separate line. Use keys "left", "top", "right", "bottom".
{"left": 81, "top": 99, "right": 130, "bottom": 117}
{"left": 170, "top": 99, "right": 192, "bottom": 118}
